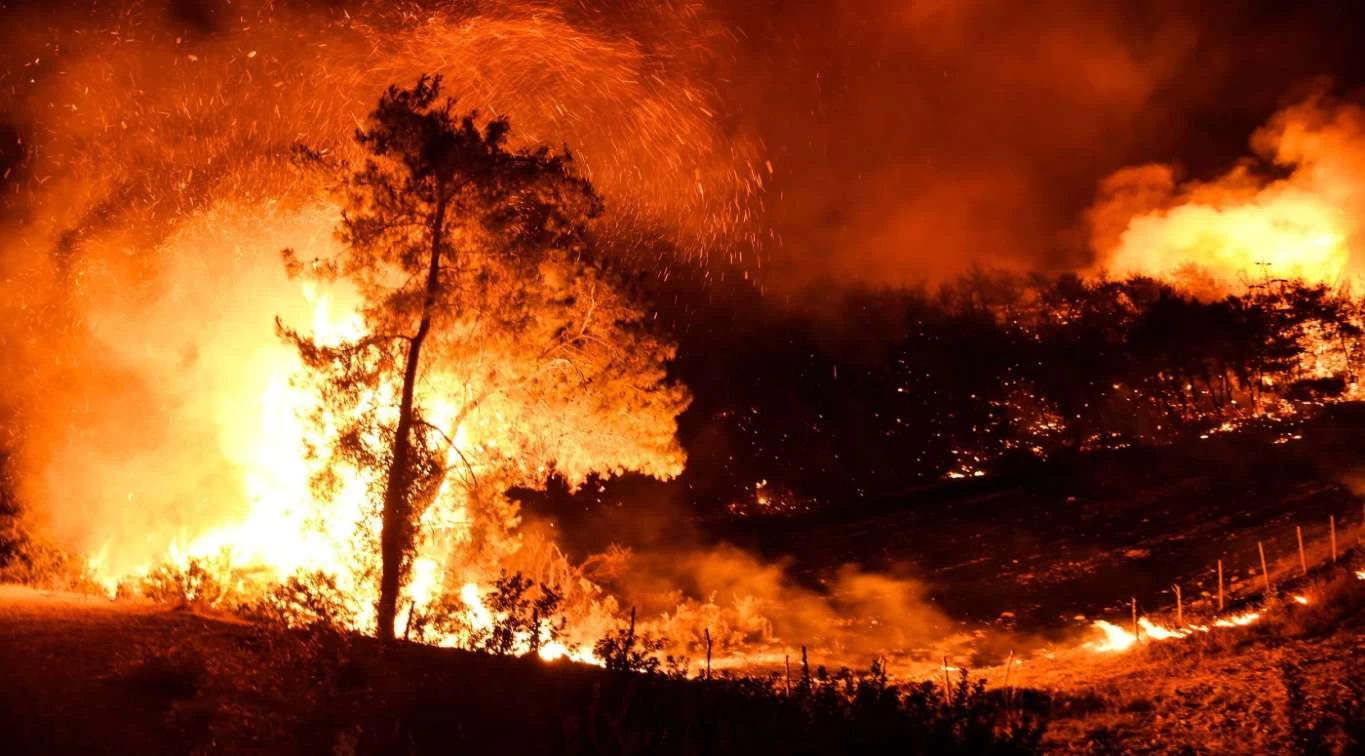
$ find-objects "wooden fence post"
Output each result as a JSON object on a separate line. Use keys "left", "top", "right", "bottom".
{"left": 1217, "top": 559, "right": 1225, "bottom": 612}
{"left": 1297, "top": 526, "right": 1307, "bottom": 576}
{"left": 942, "top": 657, "right": 953, "bottom": 703}
{"left": 1258, "top": 541, "right": 1272, "bottom": 597}
{"left": 1003, "top": 649, "right": 1016, "bottom": 704}
{"left": 704, "top": 628, "right": 712, "bottom": 681}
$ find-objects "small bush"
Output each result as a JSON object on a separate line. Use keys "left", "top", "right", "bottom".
{"left": 239, "top": 571, "right": 356, "bottom": 632}
{"left": 594, "top": 609, "right": 669, "bottom": 674}
{"left": 121, "top": 647, "right": 208, "bottom": 700}
{"left": 140, "top": 554, "right": 242, "bottom": 609}
{"left": 474, "top": 571, "right": 568, "bottom": 656}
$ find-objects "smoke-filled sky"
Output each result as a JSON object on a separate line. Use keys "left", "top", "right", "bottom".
{"left": 3, "top": 0, "right": 1365, "bottom": 290}
{"left": 711, "top": 0, "right": 1365, "bottom": 287}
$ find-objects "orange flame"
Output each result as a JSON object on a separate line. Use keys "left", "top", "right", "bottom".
{"left": 1085, "top": 610, "right": 1263, "bottom": 653}
{"left": 1089, "top": 97, "right": 1365, "bottom": 294}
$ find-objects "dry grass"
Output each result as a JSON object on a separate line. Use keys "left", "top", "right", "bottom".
{"left": 1036, "top": 558, "right": 1364, "bottom": 754}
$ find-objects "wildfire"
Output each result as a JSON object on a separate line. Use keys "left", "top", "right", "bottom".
{"left": 41, "top": 193, "right": 664, "bottom": 663}
{"left": 1104, "top": 195, "right": 1348, "bottom": 290}
{"left": 75, "top": 262, "right": 612, "bottom": 662}
{"left": 0, "top": 0, "right": 749, "bottom": 662}
{"left": 84, "top": 271, "right": 392, "bottom": 621}
{"left": 1089, "top": 96, "right": 1365, "bottom": 294}
{"left": 4, "top": 0, "right": 1361, "bottom": 688}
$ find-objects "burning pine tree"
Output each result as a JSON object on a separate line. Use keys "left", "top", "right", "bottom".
{"left": 281, "top": 76, "right": 688, "bottom": 641}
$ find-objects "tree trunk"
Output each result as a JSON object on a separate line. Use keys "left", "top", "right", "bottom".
{"left": 377, "top": 191, "right": 447, "bottom": 642}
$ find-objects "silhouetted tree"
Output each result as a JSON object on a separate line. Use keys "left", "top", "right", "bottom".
{"left": 282, "top": 76, "right": 687, "bottom": 641}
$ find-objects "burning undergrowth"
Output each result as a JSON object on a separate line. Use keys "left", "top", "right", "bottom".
{"left": 586, "top": 543, "right": 965, "bottom": 671}
{"left": 670, "top": 268, "right": 1365, "bottom": 521}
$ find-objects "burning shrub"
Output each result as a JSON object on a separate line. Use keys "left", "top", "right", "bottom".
{"left": 140, "top": 554, "right": 244, "bottom": 610}
{"left": 0, "top": 471, "right": 98, "bottom": 591}
{"left": 0, "top": 473, "right": 22, "bottom": 574}
{"left": 239, "top": 571, "right": 357, "bottom": 633}
{"left": 407, "top": 591, "right": 477, "bottom": 646}
{"left": 408, "top": 571, "right": 574, "bottom": 656}
{"left": 0, "top": 523, "right": 86, "bottom": 590}
{"left": 594, "top": 608, "right": 671, "bottom": 674}
{"left": 471, "top": 572, "right": 569, "bottom": 656}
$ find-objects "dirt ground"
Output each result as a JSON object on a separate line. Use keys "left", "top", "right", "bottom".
{"left": 2, "top": 577, "right": 1360, "bottom": 754}
{"left": 0, "top": 587, "right": 210, "bottom": 754}
{"left": 1038, "top": 624, "right": 1365, "bottom": 754}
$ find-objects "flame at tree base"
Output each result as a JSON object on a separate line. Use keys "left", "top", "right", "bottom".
{"left": 46, "top": 201, "right": 640, "bottom": 660}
